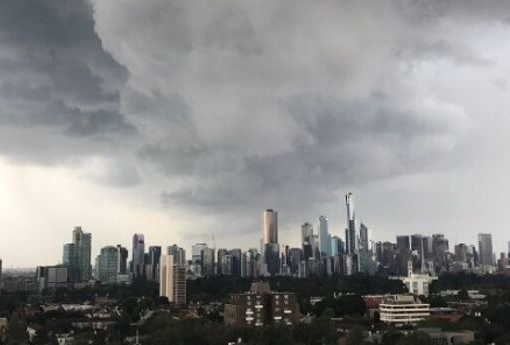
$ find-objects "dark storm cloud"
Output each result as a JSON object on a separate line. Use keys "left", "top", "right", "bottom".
{"left": 3, "top": 0, "right": 509, "bottom": 240}
{"left": 0, "top": 0, "right": 135, "bottom": 167}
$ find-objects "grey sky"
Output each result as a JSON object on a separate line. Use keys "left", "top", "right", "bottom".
{"left": 1, "top": 0, "right": 510, "bottom": 267}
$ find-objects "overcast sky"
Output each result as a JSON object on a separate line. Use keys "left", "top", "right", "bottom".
{"left": 1, "top": 0, "right": 510, "bottom": 268}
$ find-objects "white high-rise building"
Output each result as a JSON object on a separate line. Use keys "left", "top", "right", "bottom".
{"left": 263, "top": 209, "right": 278, "bottom": 244}
{"left": 159, "top": 255, "right": 186, "bottom": 304}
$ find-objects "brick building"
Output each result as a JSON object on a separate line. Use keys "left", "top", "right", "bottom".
{"left": 224, "top": 282, "right": 299, "bottom": 326}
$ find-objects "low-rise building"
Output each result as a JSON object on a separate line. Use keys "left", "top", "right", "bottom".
{"left": 379, "top": 295, "right": 430, "bottom": 326}
{"left": 224, "top": 282, "right": 299, "bottom": 327}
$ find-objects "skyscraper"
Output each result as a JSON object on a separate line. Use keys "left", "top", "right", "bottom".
{"left": 345, "top": 193, "right": 357, "bottom": 254}
{"left": 191, "top": 243, "right": 207, "bottom": 276}
{"left": 202, "top": 247, "right": 215, "bottom": 277}
{"left": 301, "top": 222, "right": 314, "bottom": 261}
{"left": 97, "top": 246, "right": 119, "bottom": 284}
{"left": 396, "top": 236, "right": 410, "bottom": 250}
{"left": 263, "top": 209, "right": 278, "bottom": 244}
{"left": 478, "top": 233, "right": 494, "bottom": 268}
{"left": 359, "top": 223, "right": 370, "bottom": 252}
{"left": 146, "top": 246, "right": 162, "bottom": 281}
{"left": 63, "top": 226, "right": 91, "bottom": 282}
{"left": 318, "top": 216, "right": 331, "bottom": 257}
{"left": 131, "top": 234, "right": 145, "bottom": 278}
{"left": 262, "top": 209, "right": 279, "bottom": 276}
{"left": 159, "top": 254, "right": 186, "bottom": 304}
{"left": 116, "top": 245, "right": 128, "bottom": 275}
{"left": 167, "top": 245, "right": 186, "bottom": 266}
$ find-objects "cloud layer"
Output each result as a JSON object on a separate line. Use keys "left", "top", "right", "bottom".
{"left": 1, "top": 0, "right": 510, "bottom": 261}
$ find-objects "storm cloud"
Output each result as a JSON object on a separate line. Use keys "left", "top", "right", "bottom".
{"left": 2, "top": 0, "right": 510, "bottom": 263}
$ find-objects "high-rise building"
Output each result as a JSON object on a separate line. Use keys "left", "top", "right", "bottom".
{"left": 202, "top": 247, "right": 215, "bottom": 277}
{"left": 116, "top": 245, "right": 128, "bottom": 275}
{"left": 145, "top": 246, "right": 161, "bottom": 281}
{"left": 359, "top": 223, "right": 370, "bottom": 252}
{"left": 263, "top": 209, "right": 278, "bottom": 244}
{"left": 159, "top": 255, "right": 186, "bottom": 305}
{"left": 454, "top": 243, "right": 468, "bottom": 263}
{"left": 345, "top": 193, "right": 357, "bottom": 254}
{"left": 396, "top": 236, "right": 410, "bottom": 251}
{"left": 301, "top": 223, "right": 314, "bottom": 261}
{"left": 191, "top": 243, "right": 207, "bottom": 276}
{"left": 221, "top": 254, "right": 234, "bottom": 276}
{"left": 167, "top": 245, "right": 186, "bottom": 266}
{"left": 97, "top": 246, "right": 119, "bottom": 284}
{"left": 262, "top": 210, "right": 279, "bottom": 276}
{"left": 318, "top": 216, "right": 331, "bottom": 257}
{"left": 478, "top": 233, "right": 494, "bottom": 268}
{"left": 331, "top": 236, "right": 345, "bottom": 256}
{"left": 63, "top": 227, "right": 91, "bottom": 282}
{"left": 131, "top": 234, "right": 145, "bottom": 278}
{"left": 229, "top": 249, "right": 242, "bottom": 277}
{"left": 411, "top": 234, "right": 424, "bottom": 272}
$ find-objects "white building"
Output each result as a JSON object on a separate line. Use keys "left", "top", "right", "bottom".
{"left": 159, "top": 254, "right": 186, "bottom": 304}
{"left": 391, "top": 261, "right": 437, "bottom": 297}
{"left": 379, "top": 295, "right": 430, "bottom": 325}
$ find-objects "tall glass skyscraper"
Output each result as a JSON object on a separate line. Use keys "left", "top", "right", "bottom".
{"left": 132, "top": 234, "right": 145, "bottom": 278}
{"left": 478, "top": 233, "right": 494, "bottom": 267}
{"left": 97, "top": 246, "right": 119, "bottom": 284}
{"left": 318, "top": 216, "right": 331, "bottom": 257}
{"left": 63, "top": 226, "right": 91, "bottom": 282}
{"left": 345, "top": 193, "right": 357, "bottom": 254}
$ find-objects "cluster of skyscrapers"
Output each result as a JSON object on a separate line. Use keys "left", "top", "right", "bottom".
{"left": 4, "top": 192, "right": 508, "bottom": 302}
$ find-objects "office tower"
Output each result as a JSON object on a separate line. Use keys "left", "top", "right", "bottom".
{"left": 221, "top": 254, "right": 234, "bottom": 276}
{"left": 63, "top": 243, "right": 78, "bottom": 282}
{"left": 229, "top": 249, "right": 242, "bottom": 277}
{"left": 73, "top": 227, "right": 92, "bottom": 282}
{"left": 167, "top": 245, "right": 186, "bottom": 266}
{"left": 478, "top": 233, "right": 494, "bottom": 268}
{"left": 411, "top": 234, "right": 424, "bottom": 271}
{"left": 245, "top": 249, "right": 260, "bottom": 278}
{"left": 345, "top": 193, "right": 357, "bottom": 254}
{"left": 63, "top": 227, "right": 92, "bottom": 282}
{"left": 217, "top": 248, "right": 229, "bottom": 275}
{"left": 263, "top": 209, "right": 278, "bottom": 244}
{"left": 288, "top": 248, "right": 303, "bottom": 276}
{"left": 301, "top": 223, "right": 314, "bottom": 261}
{"left": 159, "top": 255, "right": 186, "bottom": 305}
{"left": 318, "top": 216, "right": 331, "bottom": 257}
{"left": 422, "top": 236, "right": 434, "bottom": 259}
{"left": 202, "top": 248, "right": 215, "bottom": 277}
{"left": 116, "top": 245, "right": 128, "bottom": 274}
{"left": 454, "top": 244, "right": 468, "bottom": 263}
{"left": 359, "top": 223, "right": 369, "bottom": 252}
{"left": 432, "top": 234, "right": 449, "bottom": 274}
{"left": 262, "top": 210, "right": 279, "bottom": 276}
{"left": 396, "top": 236, "right": 410, "bottom": 250}
{"left": 132, "top": 234, "right": 145, "bottom": 278}
{"left": 191, "top": 243, "right": 207, "bottom": 276}
{"left": 145, "top": 246, "right": 161, "bottom": 281}
{"left": 97, "top": 246, "right": 119, "bottom": 284}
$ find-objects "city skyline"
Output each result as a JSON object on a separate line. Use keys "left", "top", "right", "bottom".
{"left": 2, "top": 1, "right": 510, "bottom": 267}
